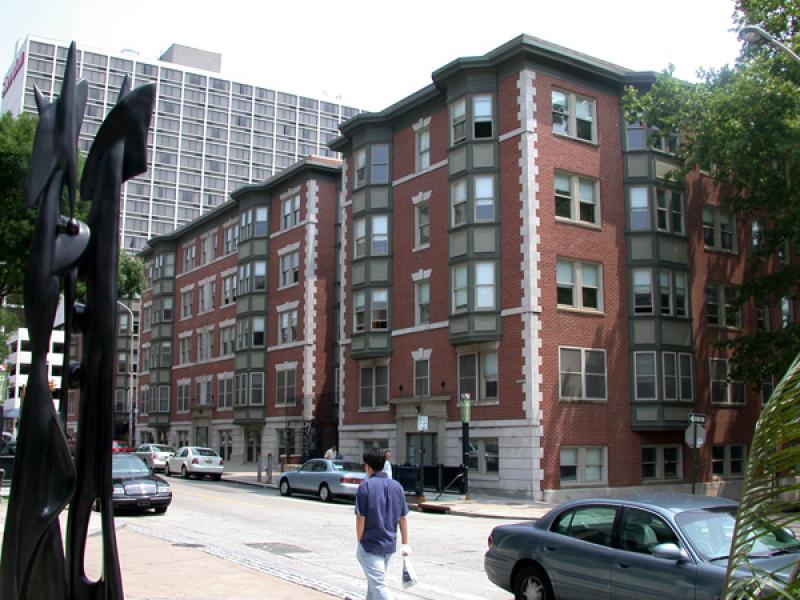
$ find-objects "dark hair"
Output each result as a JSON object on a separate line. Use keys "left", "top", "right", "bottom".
{"left": 362, "top": 448, "right": 385, "bottom": 471}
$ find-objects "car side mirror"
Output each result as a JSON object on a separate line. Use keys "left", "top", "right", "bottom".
{"left": 652, "top": 543, "right": 689, "bottom": 562}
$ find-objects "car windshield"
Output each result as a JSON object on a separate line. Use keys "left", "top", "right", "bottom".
{"left": 113, "top": 441, "right": 129, "bottom": 449}
{"left": 677, "top": 508, "right": 800, "bottom": 560}
{"left": 331, "top": 461, "right": 363, "bottom": 472}
{"left": 153, "top": 445, "right": 175, "bottom": 453}
{"left": 112, "top": 455, "right": 150, "bottom": 477}
{"left": 194, "top": 448, "right": 218, "bottom": 457}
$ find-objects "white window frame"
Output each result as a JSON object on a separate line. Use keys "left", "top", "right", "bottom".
{"left": 370, "top": 215, "right": 389, "bottom": 255}
{"left": 554, "top": 171, "right": 600, "bottom": 226}
{"left": 278, "top": 309, "right": 298, "bottom": 344}
{"left": 353, "top": 218, "right": 366, "bottom": 258}
{"left": 559, "top": 446, "right": 607, "bottom": 486}
{"left": 451, "top": 178, "right": 467, "bottom": 227}
{"left": 706, "top": 283, "right": 741, "bottom": 329}
{"left": 282, "top": 194, "right": 301, "bottom": 229}
{"left": 416, "top": 127, "right": 430, "bottom": 171}
{"left": 655, "top": 189, "right": 684, "bottom": 234}
{"left": 474, "top": 175, "right": 495, "bottom": 222}
{"left": 450, "top": 98, "right": 466, "bottom": 144}
{"left": 703, "top": 205, "right": 737, "bottom": 253}
{"left": 466, "top": 438, "right": 500, "bottom": 475}
{"left": 452, "top": 264, "right": 468, "bottom": 312}
{"left": 276, "top": 367, "right": 297, "bottom": 406}
{"left": 710, "top": 358, "right": 745, "bottom": 405}
{"left": 551, "top": 89, "right": 597, "bottom": 142}
{"left": 641, "top": 445, "right": 682, "bottom": 481}
{"left": 661, "top": 352, "right": 693, "bottom": 402}
{"left": 414, "top": 201, "right": 430, "bottom": 249}
{"left": 413, "top": 358, "right": 429, "bottom": 398}
{"left": 634, "top": 351, "right": 657, "bottom": 401}
{"left": 558, "top": 346, "right": 607, "bottom": 402}
{"left": 280, "top": 251, "right": 300, "bottom": 288}
{"left": 632, "top": 268, "right": 653, "bottom": 315}
{"left": 472, "top": 95, "right": 493, "bottom": 139}
{"left": 359, "top": 362, "right": 389, "bottom": 409}
{"left": 556, "top": 259, "right": 603, "bottom": 311}
{"left": 712, "top": 444, "right": 747, "bottom": 478}
{"left": 629, "top": 186, "right": 651, "bottom": 231}
{"left": 458, "top": 350, "right": 499, "bottom": 404}
{"left": 415, "top": 280, "right": 430, "bottom": 325}
{"left": 353, "top": 291, "right": 366, "bottom": 333}
{"left": 370, "top": 289, "right": 389, "bottom": 330}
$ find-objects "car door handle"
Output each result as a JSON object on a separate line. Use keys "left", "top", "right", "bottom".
{"left": 544, "top": 545, "right": 556, "bottom": 552}
{"left": 618, "top": 562, "right": 630, "bottom": 569}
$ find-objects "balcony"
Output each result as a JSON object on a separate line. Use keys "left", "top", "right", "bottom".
{"left": 191, "top": 399, "right": 214, "bottom": 419}
{"left": 147, "top": 410, "right": 171, "bottom": 428}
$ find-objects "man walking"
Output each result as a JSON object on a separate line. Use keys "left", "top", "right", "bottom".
{"left": 355, "top": 448, "right": 410, "bottom": 599}
{"left": 382, "top": 448, "right": 392, "bottom": 479}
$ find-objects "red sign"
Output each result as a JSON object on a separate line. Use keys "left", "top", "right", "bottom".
{"left": 2, "top": 51, "right": 26, "bottom": 99}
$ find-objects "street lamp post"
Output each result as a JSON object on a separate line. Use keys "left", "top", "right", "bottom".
{"left": 741, "top": 25, "right": 800, "bottom": 65}
{"left": 459, "top": 392, "right": 472, "bottom": 498}
{"left": 117, "top": 300, "right": 136, "bottom": 448}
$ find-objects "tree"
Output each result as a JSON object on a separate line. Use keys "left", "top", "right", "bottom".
{"left": 117, "top": 249, "right": 145, "bottom": 300}
{"left": 624, "top": 1, "right": 800, "bottom": 387}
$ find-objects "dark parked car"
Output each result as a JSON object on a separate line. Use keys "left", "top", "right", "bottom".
{"left": 485, "top": 494, "right": 800, "bottom": 600}
{"left": 110, "top": 454, "right": 172, "bottom": 514}
{"left": 279, "top": 459, "right": 366, "bottom": 501}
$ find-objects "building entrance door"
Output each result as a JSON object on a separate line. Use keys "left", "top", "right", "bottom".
{"left": 406, "top": 433, "right": 438, "bottom": 466}
{"left": 246, "top": 429, "right": 261, "bottom": 463}
{"left": 195, "top": 426, "right": 208, "bottom": 447}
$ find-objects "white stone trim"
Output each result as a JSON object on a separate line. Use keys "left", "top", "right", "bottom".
{"left": 412, "top": 116, "right": 431, "bottom": 132}
{"left": 303, "top": 178, "right": 320, "bottom": 421}
{"left": 280, "top": 185, "right": 302, "bottom": 200}
{"left": 277, "top": 241, "right": 301, "bottom": 256}
{"left": 220, "top": 267, "right": 237, "bottom": 277}
{"left": 177, "top": 330, "right": 193, "bottom": 339}
{"left": 276, "top": 300, "right": 300, "bottom": 312}
{"left": 411, "top": 190, "right": 431, "bottom": 206}
{"left": 338, "top": 423, "right": 398, "bottom": 432}
{"left": 411, "top": 268, "right": 432, "bottom": 282}
{"left": 516, "top": 68, "right": 544, "bottom": 499}
{"left": 276, "top": 361, "right": 299, "bottom": 372}
{"left": 498, "top": 127, "right": 525, "bottom": 142}
{"left": 391, "top": 321, "right": 448, "bottom": 337}
{"left": 392, "top": 159, "right": 447, "bottom": 187}
{"left": 267, "top": 340, "right": 308, "bottom": 352}
{"left": 177, "top": 377, "right": 191, "bottom": 386}
{"left": 180, "top": 283, "right": 195, "bottom": 293}
{"left": 411, "top": 348, "right": 432, "bottom": 361}
{"left": 219, "top": 318, "right": 236, "bottom": 328}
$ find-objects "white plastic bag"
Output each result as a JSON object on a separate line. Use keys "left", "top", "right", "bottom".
{"left": 401, "top": 555, "right": 418, "bottom": 589}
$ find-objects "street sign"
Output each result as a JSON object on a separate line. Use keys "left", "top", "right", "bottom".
{"left": 417, "top": 415, "right": 429, "bottom": 432}
{"left": 685, "top": 423, "right": 706, "bottom": 449}
{"left": 689, "top": 413, "right": 706, "bottom": 424}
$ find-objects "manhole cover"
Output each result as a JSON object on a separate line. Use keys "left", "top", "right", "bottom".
{"left": 246, "top": 542, "right": 310, "bottom": 555}
{"left": 172, "top": 543, "right": 205, "bottom": 548}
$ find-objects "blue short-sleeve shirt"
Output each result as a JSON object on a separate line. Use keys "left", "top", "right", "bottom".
{"left": 355, "top": 472, "right": 409, "bottom": 555}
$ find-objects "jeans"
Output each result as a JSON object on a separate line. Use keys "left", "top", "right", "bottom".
{"left": 356, "top": 544, "right": 393, "bottom": 600}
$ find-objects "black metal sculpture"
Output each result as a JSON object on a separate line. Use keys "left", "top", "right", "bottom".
{"left": 0, "top": 42, "right": 154, "bottom": 600}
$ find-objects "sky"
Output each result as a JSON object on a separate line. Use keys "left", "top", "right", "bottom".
{"left": 1, "top": 0, "right": 744, "bottom": 112}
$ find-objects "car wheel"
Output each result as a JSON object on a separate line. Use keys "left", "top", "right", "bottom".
{"left": 213, "top": 474, "right": 222, "bottom": 481}
{"left": 279, "top": 478, "right": 291, "bottom": 496}
{"left": 154, "top": 506, "right": 168, "bottom": 514}
{"left": 165, "top": 464, "right": 172, "bottom": 476}
{"left": 181, "top": 465, "right": 188, "bottom": 479}
{"left": 319, "top": 483, "right": 332, "bottom": 502}
{"left": 513, "top": 564, "right": 553, "bottom": 600}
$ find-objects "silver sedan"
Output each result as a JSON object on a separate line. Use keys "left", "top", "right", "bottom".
{"left": 278, "top": 459, "right": 366, "bottom": 502}
{"left": 133, "top": 443, "right": 176, "bottom": 471}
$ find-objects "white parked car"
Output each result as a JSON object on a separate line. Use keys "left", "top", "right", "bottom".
{"left": 133, "top": 443, "right": 176, "bottom": 472}
{"left": 166, "top": 446, "right": 224, "bottom": 480}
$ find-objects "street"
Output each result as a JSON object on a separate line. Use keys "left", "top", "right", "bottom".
{"left": 112, "top": 476, "right": 514, "bottom": 600}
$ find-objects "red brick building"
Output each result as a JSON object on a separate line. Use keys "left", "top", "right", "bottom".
{"left": 136, "top": 157, "right": 340, "bottom": 465}
{"left": 329, "top": 35, "right": 796, "bottom": 501}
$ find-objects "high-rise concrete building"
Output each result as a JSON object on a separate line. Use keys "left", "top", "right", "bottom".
{"left": 1, "top": 35, "right": 360, "bottom": 251}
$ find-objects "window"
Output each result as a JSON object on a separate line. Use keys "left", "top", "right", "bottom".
{"left": 662, "top": 352, "right": 693, "bottom": 401}
{"left": 197, "top": 328, "right": 214, "bottom": 361}
{"left": 253, "top": 262, "right": 267, "bottom": 291}
{"left": 662, "top": 271, "right": 688, "bottom": 318}
{"left": 752, "top": 219, "right": 764, "bottom": 253}
{"left": 555, "top": 172, "right": 599, "bottom": 226}
{"left": 761, "top": 376, "right": 774, "bottom": 404}
{"left": 632, "top": 269, "right": 653, "bottom": 314}
{"left": 459, "top": 351, "right": 498, "bottom": 403}
{"left": 224, "top": 224, "right": 238, "bottom": 254}
{"left": 634, "top": 352, "right": 657, "bottom": 401}
{"left": 360, "top": 364, "right": 389, "bottom": 409}
{"left": 157, "top": 385, "right": 170, "bottom": 412}
{"left": 353, "top": 218, "right": 366, "bottom": 258}
{"left": 201, "top": 234, "right": 217, "bottom": 264}
{"left": 559, "top": 447, "right": 606, "bottom": 485}
{"left": 712, "top": 444, "right": 746, "bottom": 477}
{"left": 642, "top": 446, "right": 682, "bottom": 481}
{"left": 451, "top": 99, "right": 466, "bottom": 144}
{"left": 276, "top": 368, "right": 296, "bottom": 406}
{"left": 552, "top": 505, "right": 616, "bottom": 546}
{"left": 466, "top": 438, "right": 499, "bottom": 475}
{"left": 781, "top": 297, "right": 793, "bottom": 329}
{"left": 416, "top": 128, "right": 430, "bottom": 171}
{"left": 706, "top": 284, "right": 741, "bottom": 328}
{"left": 371, "top": 215, "right": 389, "bottom": 255}
{"left": 177, "top": 383, "right": 191, "bottom": 412}
{"left": 451, "top": 179, "right": 467, "bottom": 226}
{"left": 475, "top": 262, "right": 496, "bottom": 310}
{"left": 217, "top": 376, "right": 233, "bottom": 409}
{"left": 179, "top": 337, "right": 192, "bottom": 364}
{"left": 282, "top": 195, "right": 301, "bottom": 229}
{"left": 235, "top": 373, "right": 248, "bottom": 405}
{"left": 414, "top": 358, "right": 429, "bottom": 397}
{"left": 711, "top": 358, "right": 745, "bottom": 405}
{"left": 371, "top": 289, "right": 388, "bottom": 330}
{"left": 626, "top": 120, "right": 647, "bottom": 150}
{"left": 474, "top": 175, "right": 495, "bottom": 222}
{"left": 557, "top": 259, "right": 602, "bottom": 311}
{"left": 371, "top": 144, "right": 389, "bottom": 184}
{"left": 757, "top": 305, "right": 770, "bottom": 331}
{"left": 199, "top": 279, "right": 215, "bottom": 313}
{"left": 629, "top": 187, "right": 650, "bottom": 231}
{"left": 415, "top": 201, "right": 430, "bottom": 248}
{"left": 415, "top": 281, "right": 430, "bottom": 325}
{"left": 183, "top": 244, "right": 196, "bottom": 272}
{"left": 354, "top": 147, "right": 367, "bottom": 188}
{"left": 250, "top": 372, "right": 264, "bottom": 405}
{"left": 559, "top": 347, "right": 606, "bottom": 401}
{"left": 280, "top": 251, "right": 300, "bottom": 287}
{"left": 354, "top": 292, "right": 366, "bottom": 333}
{"left": 452, "top": 264, "right": 468, "bottom": 312}
{"left": 655, "top": 189, "right": 684, "bottom": 234}
{"left": 236, "top": 319, "right": 250, "bottom": 350}
{"left": 279, "top": 309, "right": 298, "bottom": 343}
{"left": 620, "top": 508, "right": 680, "bottom": 556}
{"left": 552, "top": 89, "right": 596, "bottom": 142}
{"left": 222, "top": 273, "right": 237, "bottom": 305}
{"left": 252, "top": 317, "right": 265, "bottom": 347}
{"left": 181, "top": 290, "right": 193, "bottom": 319}
{"left": 220, "top": 325, "right": 235, "bottom": 355}
{"left": 472, "top": 95, "right": 494, "bottom": 139}
{"left": 703, "top": 206, "right": 736, "bottom": 252}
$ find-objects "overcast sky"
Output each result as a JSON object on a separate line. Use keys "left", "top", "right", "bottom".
{"left": 2, "top": 0, "right": 743, "bottom": 112}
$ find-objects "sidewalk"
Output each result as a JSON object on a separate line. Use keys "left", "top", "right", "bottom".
{"left": 0, "top": 500, "right": 336, "bottom": 600}
{"left": 221, "top": 461, "right": 556, "bottom": 521}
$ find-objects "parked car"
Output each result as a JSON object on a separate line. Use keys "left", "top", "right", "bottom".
{"left": 111, "top": 440, "right": 131, "bottom": 453}
{"left": 110, "top": 453, "right": 171, "bottom": 514}
{"left": 166, "top": 446, "right": 224, "bottom": 480}
{"left": 485, "top": 494, "right": 800, "bottom": 600}
{"left": 134, "top": 443, "right": 176, "bottom": 471}
{"left": 279, "top": 458, "right": 366, "bottom": 502}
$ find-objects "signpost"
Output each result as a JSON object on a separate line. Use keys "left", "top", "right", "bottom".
{"left": 685, "top": 413, "right": 707, "bottom": 494}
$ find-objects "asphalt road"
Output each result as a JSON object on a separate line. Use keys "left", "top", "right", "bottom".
{"left": 115, "top": 476, "right": 515, "bottom": 600}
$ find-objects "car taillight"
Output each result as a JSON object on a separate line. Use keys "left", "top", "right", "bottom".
{"left": 192, "top": 458, "right": 200, "bottom": 464}
{"left": 340, "top": 477, "right": 361, "bottom": 484}
{"left": 152, "top": 453, "right": 158, "bottom": 460}
{"left": 219, "top": 459, "right": 224, "bottom": 465}
{"left": 487, "top": 534, "right": 493, "bottom": 549}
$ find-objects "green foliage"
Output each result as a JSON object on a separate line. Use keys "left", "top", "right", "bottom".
{"left": 118, "top": 250, "right": 145, "bottom": 300}
{"left": 0, "top": 307, "right": 21, "bottom": 362}
{"left": 624, "top": 5, "right": 800, "bottom": 387}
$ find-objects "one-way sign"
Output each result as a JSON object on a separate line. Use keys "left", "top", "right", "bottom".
{"left": 689, "top": 413, "right": 706, "bottom": 424}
